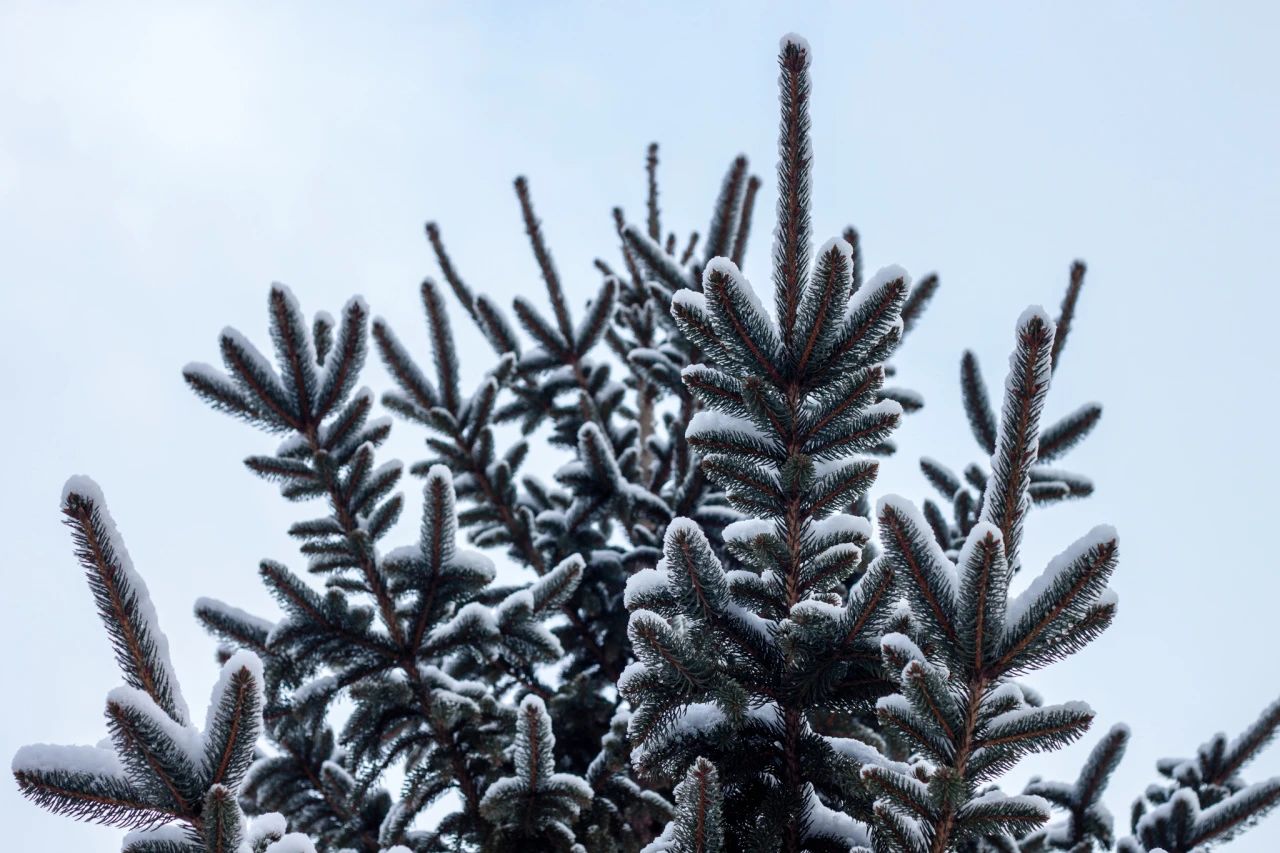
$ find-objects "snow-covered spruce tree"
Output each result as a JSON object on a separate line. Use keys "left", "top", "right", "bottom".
{"left": 1003, "top": 695, "right": 1280, "bottom": 852}
{"left": 181, "top": 290, "right": 602, "bottom": 851}
{"left": 859, "top": 307, "right": 1124, "bottom": 851}
{"left": 330, "top": 151, "right": 779, "bottom": 849}
{"left": 918, "top": 262, "right": 1098, "bottom": 558}
{"left": 1118, "top": 697, "right": 1280, "bottom": 853}
{"left": 17, "top": 31, "right": 1280, "bottom": 853}
{"left": 380, "top": 101, "right": 936, "bottom": 846}
{"left": 13, "top": 480, "right": 292, "bottom": 853}
{"left": 1014, "top": 723, "right": 1132, "bottom": 852}
{"left": 622, "top": 34, "right": 914, "bottom": 851}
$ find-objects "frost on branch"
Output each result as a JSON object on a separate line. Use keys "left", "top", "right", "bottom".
{"left": 14, "top": 479, "right": 265, "bottom": 850}
{"left": 1123, "top": 695, "right": 1280, "bottom": 853}
{"left": 19, "top": 31, "right": 1280, "bottom": 853}
{"left": 479, "top": 696, "right": 592, "bottom": 850}
{"left": 920, "top": 264, "right": 1101, "bottom": 562}
{"left": 864, "top": 310, "right": 1118, "bottom": 852}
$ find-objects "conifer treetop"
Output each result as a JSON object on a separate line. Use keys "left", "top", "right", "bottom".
{"left": 14, "top": 30, "right": 1280, "bottom": 853}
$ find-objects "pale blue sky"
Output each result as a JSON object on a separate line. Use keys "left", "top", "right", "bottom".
{"left": 3, "top": 2, "right": 1279, "bottom": 850}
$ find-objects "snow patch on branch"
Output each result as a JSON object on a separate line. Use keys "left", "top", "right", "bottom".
{"left": 779, "top": 32, "right": 812, "bottom": 61}
{"left": 624, "top": 568, "right": 670, "bottom": 608}
{"left": 11, "top": 743, "right": 123, "bottom": 776}
{"left": 107, "top": 684, "right": 204, "bottom": 767}
{"left": 1004, "top": 524, "right": 1118, "bottom": 633}
{"left": 845, "top": 265, "right": 911, "bottom": 321}
{"left": 61, "top": 475, "right": 192, "bottom": 725}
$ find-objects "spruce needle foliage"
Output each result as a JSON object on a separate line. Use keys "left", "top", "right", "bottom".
{"left": 1020, "top": 723, "right": 1130, "bottom": 851}
{"left": 623, "top": 33, "right": 909, "bottom": 852}
{"left": 1121, "top": 696, "right": 1280, "bottom": 853}
{"left": 15, "top": 480, "right": 267, "bottom": 851}
{"left": 920, "top": 263, "right": 1100, "bottom": 560}
{"left": 14, "top": 32, "right": 1280, "bottom": 853}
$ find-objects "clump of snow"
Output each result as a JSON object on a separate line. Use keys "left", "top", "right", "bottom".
{"left": 815, "top": 542, "right": 862, "bottom": 567}
{"left": 876, "top": 494, "right": 958, "bottom": 598}
{"left": 955, "top": 522, "right": 1005, "bottom": 574}
{"left": 418, "top": 665, "right": 486, "bottom": 698}
{"left": 825, "top": 736, "right": 913, "bottom": 776}
{"left": 107, "top": 685, "right": 204, "bottom": 767}
{"left": 745, "top": 702, "right": 782, "bottom": 727}
{"left": 727, "top": 602, "right": 776, "bottom": 643}
{"left": 450, "top": 551, "right": 496, "bottom": 584}
{"left": 779, "top": 33, "right": 812, "bottom": 63}
{"left": 425, "top": 463, "right": 454, "bottom": 488}
{"left": 194, "top": 597, "right": 275, "bottom": 634}
{"left": 790, "top": 599, "right": 843, "bottom": 621}
{"left": 122, "top": 826, "right": 191, "bottom": 848}
{"left": 247, "top": 812, "right": 288, "bottom": 846}
{"left": 664, "top": 517, "right": 710, "bottom": 546}
{"left": 986, "top": 700, "right": 1094, "bottom": 733}
{"left": 293, "top": 675, "right": 336, "bottom": 706}
{"left": 673, "top": 702, "right": 726, "bottom": 734}
{"left": 876, "top": 693, "right": 916, "bottom": 719}
{"left": 617, "top": 661, "right": 648, "bottom": 694}
{"left": 867, "top": 397, "right": 904, "bottom": 420}
{"left": 810, "top": 457, "right": 859, "bottom": 480}
{"left": 816, "top": 236, "right": 854, "bottom": 268}
{"left": 203, "top": 649, "right": 265, "bottom": 736}
{"left": 880, "top": 632, "right": 926, "bottom": 666}
{"left": 803, "top": 784, "right": 869, "bottom": 845}
{"left": 723, "top": 518, "right": 776, "bottom": 544}
{"left": 265, "top": 833, "right": 318, "bottom": 853}
{"left": 426, "top": 602, "right": 499, "bottom": 648}
{"left": 703, "top": 257, "right": 743, "bottom": 281}
{"left": 1004, "top": 524, "right": 1118, "bottom": 634}
{"left": 631, "top": 701, "right": 728, "bottom": 767}
{"left": 624, "top": 568, "right": 670, "bottom": 608}
{"left": 640, "top": 821, "right": 678, "bottom": 853}
{"left": 845, "top": 265, "right": 911, "bottom": 321}
{"left": 1015, "top": 304, "right": 1054, "bottom": 334}
{"left": 983, "top": 682, "right": 1028, "bottom": 712}
{"left": 340, "top": 294, "right": 367, "bottom": 318}
{"left": 671, "top": 289, "right": 707, "bottom": 314}
{"left": 679, "top": 361, "right": 713, "bottom": 380}
{"left": 12, "top": 743, "right": 122, "bottom": 776}
{"left": 687, "top": 410, "right": 770, "bottom": 443}
{"left": 703, "top": 258, "right": 776, "bottom": 327}
{"left": 495, "top": 589, "right": 534, "bottom": 625}
{"left": 809, "top": 513, "right": 871, "bottom": 541}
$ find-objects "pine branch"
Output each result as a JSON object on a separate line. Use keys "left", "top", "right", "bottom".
{"left": 960, "top": 351, "right": 998, "bottom": 456}
{"left": 730, "top": 175, "right": 762, "bottom": 268}
{"left": 699, "top": 156, "right": 748, "bottom": 273}
{"left": 900, "top": 273, "right": 939, "bottom": 339}
{"left": 681, "top": 231, "right": 701, "bottom": 265}
{"left": 1051, "top": 260, "right": 1086, "bottom": 372}
{"left": 773, "top": 36, "right": 813, "bottom": 350}
{"left": 979, "top": 309, "right": 1055, "bottom": 572}
{"left": 60, "top": 480, "right": 190, "bottom": 725}
{"left": 514, "top": 175, "right": 575, "bottom": 341}
{"left": 871, "top": 311, "right": 1118, "bottom": 852}
{"left": 1037, "top": 403, "right": 1102, "bottom": 464}
{"left": 17, "top": 490, "right": 267, "bottom": 845}
{"left": 843, "top": 226, "right": 863, "bottom": 294}
{"left": 614, "top": 205, "right": 648, "bottom": 294}
{"left": 647, "top": 142, "right": 662, "bottom": 241}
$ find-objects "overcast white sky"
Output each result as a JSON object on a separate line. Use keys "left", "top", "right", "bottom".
{"left": 3, "top": 2, "right": 1279, "bottom": 850}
